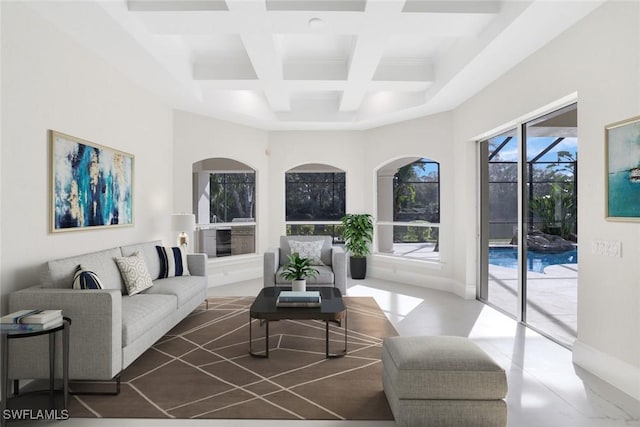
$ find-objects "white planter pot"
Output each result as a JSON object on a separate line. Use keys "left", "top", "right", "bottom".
{"left": 292, "top": 279, "right": 306, "bottom": 292}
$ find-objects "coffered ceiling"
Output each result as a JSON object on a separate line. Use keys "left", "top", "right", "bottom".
{"left": 26, "top": 1, "right": 603, "bottom": 130}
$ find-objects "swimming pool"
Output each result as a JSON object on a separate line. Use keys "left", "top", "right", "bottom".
{"left": 488, "top": 247, "right": 578, "bottom": 273}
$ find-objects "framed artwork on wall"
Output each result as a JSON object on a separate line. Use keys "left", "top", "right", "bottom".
{"left": 605, "top": 115, "right": 640, "bottom": 221}
{"left": 50, "top": 130, "right": 134, "bottom": 232}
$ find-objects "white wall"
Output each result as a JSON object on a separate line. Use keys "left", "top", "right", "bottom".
{"left": 0, "top": 3, "right": 174, "bottom": 309}
{"left": 0, "top": 1, "right": 3, "bottom": 314}
{"left": 3, "top": 0, "right": 636, "bottom": 401}
{"left": 172, "top": 110, "right": 269, "bottom": 284}
{"left": 453, "top": 1, "right": 640, "bottom": 399}
{"left": 365, "top": 112, "right": 461, "bottom": 294}
{"left": 178, "top": 117, "right": 461, "bottom": 294}
{"left": 267, "top": 131, "right": 366, "bottom": 243}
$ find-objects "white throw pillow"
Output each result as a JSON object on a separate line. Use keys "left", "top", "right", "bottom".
{"left": 289, "top": 240, "right": 325, "bottom": 265}
{"left": 114, "top": 252, "right": 154, "bottom": 296}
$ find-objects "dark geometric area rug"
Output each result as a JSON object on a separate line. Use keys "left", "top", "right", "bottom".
{"left": 69, "top": 296, "right": 398, "bottom": 420}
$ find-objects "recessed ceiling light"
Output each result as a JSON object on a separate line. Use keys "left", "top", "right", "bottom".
{"left": 308, "top": 18, "right": 325, "bottom": 29}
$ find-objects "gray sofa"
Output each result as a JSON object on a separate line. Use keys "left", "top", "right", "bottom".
{"left": 7, "top": 240, "right": 208, "bottom": 387}
{"left": 263, "top": 235, "right": 347, "bottom": 294}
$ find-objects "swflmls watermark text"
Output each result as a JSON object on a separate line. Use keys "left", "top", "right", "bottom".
{"left": 3, "top": 408, "right": 69, "bottom": 421}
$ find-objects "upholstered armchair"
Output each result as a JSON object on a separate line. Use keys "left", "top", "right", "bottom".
{"left": 264, "top": 235, "right": 347, "bottom": 294}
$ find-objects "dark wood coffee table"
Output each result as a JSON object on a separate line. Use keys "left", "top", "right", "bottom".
{"left": 249, "top": 287, "right": 347, "bottom": 358}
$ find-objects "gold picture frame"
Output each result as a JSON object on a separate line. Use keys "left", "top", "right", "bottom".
{"left": 50, "top": 130, "right": 135, "bottom": 232}
{"left": 605, "top": 115, "right": 640, "bottom": 221}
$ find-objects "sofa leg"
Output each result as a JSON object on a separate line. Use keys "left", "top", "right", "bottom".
{"left": 70, "top": 374, "right": 121, "bottom": 396}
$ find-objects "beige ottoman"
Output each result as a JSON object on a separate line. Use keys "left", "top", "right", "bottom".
{"left": 382, "top": 336, "right": 508, "bottom": 427}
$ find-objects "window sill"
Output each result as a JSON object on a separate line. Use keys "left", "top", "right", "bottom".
{"left": 205, "top": 253, "right": 260, "bottom": 265}
{"left": 372, "top": 253, "right": 444, "bottom": 270}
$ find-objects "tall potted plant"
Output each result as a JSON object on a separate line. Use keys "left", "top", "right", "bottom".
{"left": 341, "top": 213, "right": 374, "bottom": 279}
{"left": 280, "top": 252, "right": 319, "bottom": 291}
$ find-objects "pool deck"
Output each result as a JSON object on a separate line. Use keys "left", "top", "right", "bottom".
{"left": 488, "top": 263, "right": 577, "bottom": 346}
{"left": 384, "top": 242, "right": 577, "bottom": 346}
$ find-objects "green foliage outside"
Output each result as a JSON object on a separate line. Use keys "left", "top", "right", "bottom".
{"left": 489, "top": 142, "right": 577, "bottom": 241}
{"left": 393, "top": 160, "right": 440, "bottom": 223}
{"left": 286, "top": 224, "right": 344, "bottom": 243}
{"left": 528, "top": 151, "right": 577, "bottom": 240}
{"left": 529, "top": 182, "right": 577, "bottom": 240}
{"left": 394, "top": 225, "right": 439, "bottom": 243}
{"left": 285, "top": 172, "right": 345, "bottom": 221}
{"left": 210, "top": 173, "right": 255, "bottom": 222}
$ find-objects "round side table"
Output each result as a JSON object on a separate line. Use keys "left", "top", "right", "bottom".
{"left": 1, "top": 316, "right": 71, "bottom": 427}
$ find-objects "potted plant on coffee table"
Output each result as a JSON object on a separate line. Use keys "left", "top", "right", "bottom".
{"left": 280, "top": 252, "right": 319, "bottom": 291}
{"left": 341, "top": 213, "right": 374, "bottom": 279}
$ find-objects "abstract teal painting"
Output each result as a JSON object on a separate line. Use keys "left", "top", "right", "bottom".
{"left": 51, "top": 131, "right": 134, "bottom": 232}
{"left": 606, "top": 116, "right": 640, "bottom": 220}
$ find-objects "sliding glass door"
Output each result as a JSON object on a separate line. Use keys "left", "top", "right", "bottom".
{"left": 479, "top": 129, "right": 520, "bottom": 318}
{"left": 479, "top": 104, "right": 578, "bottom": 347}
{"left": 523, "top": 105, "right": 578, "bottom": 345}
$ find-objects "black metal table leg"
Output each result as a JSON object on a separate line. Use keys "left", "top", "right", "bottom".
{"left": 63, "top": 319, "right": 70, "bottom": 408}
{"left": 265, "top": 321, "right": 269, "bottom": 357}
{"left": 326, "top": 321, "right": 329, "bottom": 357}
{"left": 1, "top": 333, "right": 8, "bottom": 427}
{"left": 249, "top": 317, "right": 269, "bottom": 358}
{"left": 49, "top": 332, "right": 55, "bottom": 405}
{"left": 325, "top": 310, "right": 347, "bottom": 359}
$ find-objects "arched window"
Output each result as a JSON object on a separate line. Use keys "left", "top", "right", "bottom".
{"left": 285, "top": 163, "right": 345, "bottom": 242}
{"left": 193, "top": 158, "right": 256, "bottom": 258}
{"left": 377, "top": 157, "right": 440, "bottom": 261}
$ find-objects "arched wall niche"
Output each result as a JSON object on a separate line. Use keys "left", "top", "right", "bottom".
{"left": 375, "top": 155, "right": 441, "bottom": 261}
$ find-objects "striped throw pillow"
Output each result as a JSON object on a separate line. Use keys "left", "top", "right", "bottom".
{"left": 156, "top": 246, "right": 190, "bottom": 279}
{"left": 72, "top": 265, "right": 104, "bottom": 290}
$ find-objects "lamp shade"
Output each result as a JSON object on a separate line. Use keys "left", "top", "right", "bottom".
{"left": 171, "top": 214, "right": 196, "bottom": 232}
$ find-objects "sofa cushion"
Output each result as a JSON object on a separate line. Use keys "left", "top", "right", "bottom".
{"left": 44, "top": 247, "right": 124, "bottom": 291}
{"left": 114, "top": 252, "right": 154, "bottom": 296}
{"left": 143, "top": 276, "right": 205, "bottom": 307}
{"left": 121, "top": 294, "right": 176, "bottom": 346}
{"left": 382, "top": 336, "right": 507, "bottom": 400}
{"left": 120, "top": 240, "right": 163, "bottom": 281}
{"left": 275, "top": 265, "right": 334, "bottom": 285}
{"left": 288, "top": 239, "right": 325, "bottom": 265}
{"left": 156, "top": 246, "right": 190, "bottom": 278}
{"left": 72, "top": 265, "right": 104, "bottom": 290}
{"left": 279, "top": 235, "right": 332, "bottom": 267}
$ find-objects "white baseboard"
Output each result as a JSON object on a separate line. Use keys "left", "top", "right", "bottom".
{"left": 205, "top": 255, "right": 262, "bottom": 287}
{"left": 369, "top": 263, "right": 458, "bottom": 296}
{"left": 573, "top": 339, "right": 640, "bottom": 401}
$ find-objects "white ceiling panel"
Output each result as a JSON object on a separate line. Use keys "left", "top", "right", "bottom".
{"left": 382, "top": 35, "right": 456, "bottom": 61}
{"left": 183, "top": 34, "right": 247, "bottom": 60}
{"left": 26, "top": 0, "right": 606, "bottom": 130}
{"left": 276, "top": 34, "right": 354, "bottom": 61}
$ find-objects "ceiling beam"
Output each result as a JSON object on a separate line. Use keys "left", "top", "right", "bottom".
{"left": 284, "top": 60, "right": 348, "bottom": 81}
{"left": 225, "top": 0, "right": 291, "bottom": 111}
{"left": 193, "top": 61, "right": 258, "bottom": 80}
{"left": 339, "top": 0, "right": 406, "bottom": 112}
{"left": 128, "top": 0, "right": 228, "bottom": 12}
{"left": 266, "top": 0, "right": 366, "bottom": 12}
{"left": 132, "top": 9, "right": 495, "bottom": 36}
{"left": 402, "top": 1, "right": 501, "bottom": 14}
{"left": 373, "top": 60, "right": 434, "bottom": 82}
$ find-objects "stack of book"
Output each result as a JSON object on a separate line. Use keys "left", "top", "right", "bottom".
{"left": 0, "top": 309, "right": 63, "bottom": 332}
{"left": 276, "top": 291, "right": 322, "bottom": 308}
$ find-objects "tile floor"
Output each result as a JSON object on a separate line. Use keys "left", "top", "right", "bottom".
{"left": 487, "top": 263, "right": 578, "bottom": 347}
{"left": 34, "top": 277, "right": 638, "bottom": 427}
